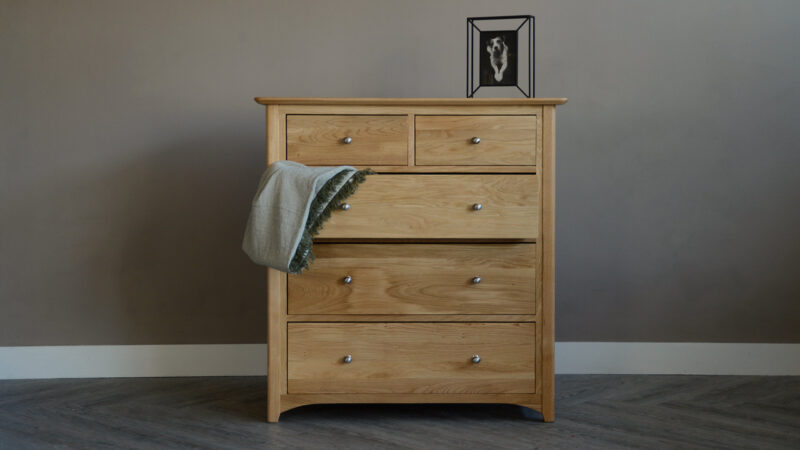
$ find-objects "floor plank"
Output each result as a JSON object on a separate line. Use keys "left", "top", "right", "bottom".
{"left": 0, "top": 376, "right": 798, "bottom": 449}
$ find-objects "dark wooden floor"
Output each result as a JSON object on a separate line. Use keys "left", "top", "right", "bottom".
{"left": 0, "top": 376, "right": 798, "bottom": 449}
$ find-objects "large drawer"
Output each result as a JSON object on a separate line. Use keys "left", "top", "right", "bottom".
{"left": 316, "top": 174, "right": 538, "bottom": 239}
{"left": 288, "top": 322, "right": 536, "bottom": 394}
{"left": 286, "top": 115, "right": 408, "bottom": 166}
{"left": 415, "top": 115, "right": 536, "bottom": 166}
{"left": 289, "top": 244, "right": 535, "bottom": 315}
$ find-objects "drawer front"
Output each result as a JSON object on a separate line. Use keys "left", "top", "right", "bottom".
{"left": 415, "top": 115, "right": 536, "bottom": 166}
{"left": 287, "top": 115, "right": 408, "bottom": 166}
{"left": 289, "top": 244, "right": 535, "bottom": 315}
{"left": 316, "top": 174, "right": 538, "bottom": 239}
{"left": 288, "top": 322, "right": 536, "bottom": 394}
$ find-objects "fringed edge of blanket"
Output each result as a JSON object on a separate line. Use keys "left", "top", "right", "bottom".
{"left": 288, "top": 168, "right": 375, "bottom": 273}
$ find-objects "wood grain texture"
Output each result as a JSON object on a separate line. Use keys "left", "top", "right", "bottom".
{"left": 256, "top": 97, "right": 568, "bottom": 106}
{"left": 541, "top": 105, "right": 556, "bottom": 423}
{"left": 279, "top": 104, "right": 549, "bottom": 117}
{"left": 281, "top": 394, "right": 540, "bottom": 413}
{"left": 406, "top": 113, "right": 415, "bottom": 167}
{"left": 259, "top": 99, "right": 562, "bottom": 422}
{"left": 288, "top": 244, "right": 535, "bottom": 315}
{"left": 266, "top": 105, "right": 283, "bottom": 423}
{"left": 416, "top": 115, "right": 536, "bottom": 166}
{"left": 288, "top": 323, "right": 536, "bottom": 394}
{"left": 312, "top": 238, "right": 535, "bottom": 243}
{"left": 534, "top": 107, "right": 545, "bottom": 406}
{"left": 286, "top": 115, "right": 407, "bottom": 166}
{"left": 266, "top": 268, "right": 282, "bottom": 423}
{"left": 343, "top": 165, "right": 537, "bottom": 173}
{"left": 316, "top": 174, "right": 539, "bottom": 239}
{"left": 286, "top": 314, "right": 536, "bottom": 322}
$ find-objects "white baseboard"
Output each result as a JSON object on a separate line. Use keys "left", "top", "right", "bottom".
{"left": 0, "top": 343, "right": 798, "bottom": 379}
{"left": 554, "top": 342, "right": 800, "bottom": 375}
{"left": 0, "top": 344, "right": 267, "bottom": 379}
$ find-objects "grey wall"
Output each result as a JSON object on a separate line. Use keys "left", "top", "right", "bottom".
{"left": 2, "top": 0, "right": 799, "bottom": 346}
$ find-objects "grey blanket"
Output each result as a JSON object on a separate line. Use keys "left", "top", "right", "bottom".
{"left": 242, "top": 160, "right": 372, "bottom": 273}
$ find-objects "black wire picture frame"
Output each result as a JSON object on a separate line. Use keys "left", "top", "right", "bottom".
{"left": 467, "top": 15, "right": 534, "bottom": 98}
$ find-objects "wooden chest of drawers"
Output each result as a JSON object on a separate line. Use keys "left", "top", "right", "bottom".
{"left": 255, "top": 97, "right": 566, "bottom": 422}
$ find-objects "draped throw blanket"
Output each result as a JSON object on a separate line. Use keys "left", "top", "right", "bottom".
{"left": 242, "top": 160, "right": 373, "bottom": 273}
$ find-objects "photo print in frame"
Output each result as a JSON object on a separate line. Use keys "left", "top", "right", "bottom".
{"left": 467, "top": 15, "right": 534, "bottom": 97}
{"left": 480, "top": 30, "right": 517, "bottom": 86}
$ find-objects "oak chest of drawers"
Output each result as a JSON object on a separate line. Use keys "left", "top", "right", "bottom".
{"left": 255, "top": 97, "right": 566, "bottom": 422}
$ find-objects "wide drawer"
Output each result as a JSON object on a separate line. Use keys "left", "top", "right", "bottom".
{"left": 288, "top": 322, "right": 536, "bottom": 394}
{"left": 286, "top": 115, "right": 408, "bottom": 166}
{"left": 316, "top": 174, "right": 538, "bottom": 239}
{"left": 415, "top": 115, "right": 536, "bottom": 166}
{"left": 289, "top": 244, "right": 535, "bottom": 315}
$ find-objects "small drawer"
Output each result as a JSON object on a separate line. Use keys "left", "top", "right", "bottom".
{"left": 289, "top": 244, "right": 535, "bottom": 315}
{"left": 316, "top": 174, "right": 538, "bottom": 239}
{"left": 286, "top": 115, "right": 408, "bottom": 166}
{"left": 288, "top": 322, "right": 536, "bottom": 394}
{"left": 415, "top": 115, "right": 537, "bottom": 166}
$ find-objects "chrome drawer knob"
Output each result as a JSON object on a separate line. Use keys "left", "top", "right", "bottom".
{"left": 342, "top": 136, "right": 353, "bottom": 144}
{"left": 472, "top": 276, "right": 482, "bottom": 284}
{"left": 472, "top": 354, "right": 481, "bottom": 364}
{"left": 340, "top": 203, "right": 351, "bottom": 211}
{"left": 471, "top": 137, "right": 481, "bottom": 144}
{"left": 343, "top": 354, "right": 353, "bottom": 364}
{"left": 343, "top": 275, "right": 353, "bottom": 284}
{"left": 472, "top": 203, "right": 483, "bottom": 211}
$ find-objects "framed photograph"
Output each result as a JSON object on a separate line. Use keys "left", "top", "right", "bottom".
{"left": 480, "top": 30, "right": 518, "bottom": 86}
{"left": 467, "top": 15, "right": 534, "bottom": 97}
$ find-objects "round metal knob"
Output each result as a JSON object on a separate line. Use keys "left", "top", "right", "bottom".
{"left": 343, "top": 275, "right": 353, "bottom": 284}
{"left": 472, "top": 203, "right": 483, "bottom": 211}
{"left": 340, "top": 203, "right": 351, "bottom": 211}
{"left": 342, "top": 136, "right": 353, "bottom": 144}
{"left": 343, "top": 354, "right": 353, "bottom": 364}
{"left": 472, "top": 276, "right": 482, "bottom": 284}
{"left": 472, "top": 354, "right": 481, "bottom": 364}
{"left": 471, "top": 137, "right": 481, "bottom": 144}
